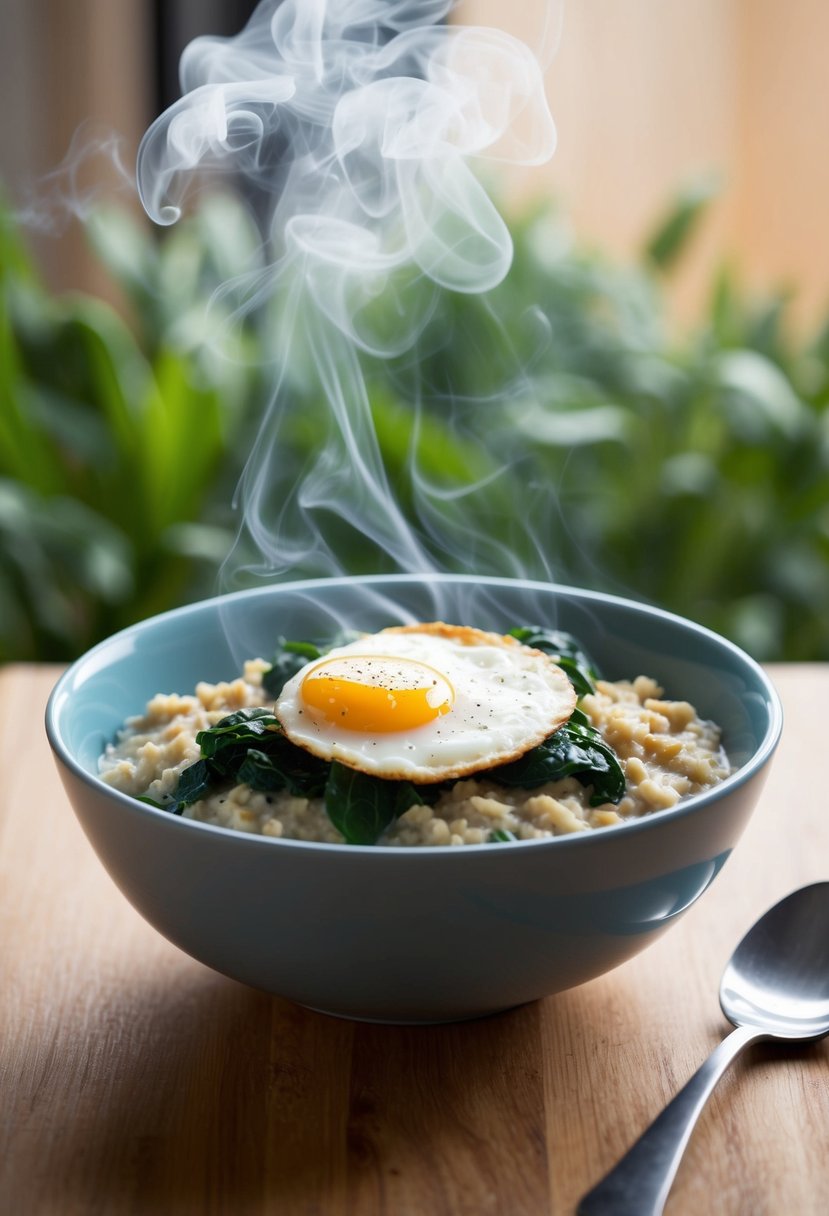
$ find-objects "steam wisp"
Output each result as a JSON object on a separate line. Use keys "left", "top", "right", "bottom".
{"left": 137, "top": 0, "right": 559, "bottom": 613}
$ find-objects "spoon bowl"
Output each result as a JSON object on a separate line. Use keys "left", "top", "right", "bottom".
{"left": 579, "top": 882, "right": 829, "bottom": 1215}
{"left": 720, "top": 882, "right": 829, "bottom": 1040}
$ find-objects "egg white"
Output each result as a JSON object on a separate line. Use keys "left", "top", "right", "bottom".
{"left": 275, "top": 623, "right": 576, "bottom": 783}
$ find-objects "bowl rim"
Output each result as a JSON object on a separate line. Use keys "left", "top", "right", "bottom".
{"left": 45, "top": 573, "right": 784, "bottom": 857}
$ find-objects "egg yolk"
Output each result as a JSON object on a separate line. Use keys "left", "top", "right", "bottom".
{"left": 300, "top": 655, "right": 454, "bottom": 734}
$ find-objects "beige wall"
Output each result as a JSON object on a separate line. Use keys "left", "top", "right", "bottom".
{"left": 1, "top": 0, "right": 150, "bottom": 296}
{"left": 735, "top": 0, "right": 829, "bottom": 322}
{"left": 4, "top": 0, "right": 828, "bottom": 328}
{"left": 466, "top": 0, "right": 829, "bottom": 327}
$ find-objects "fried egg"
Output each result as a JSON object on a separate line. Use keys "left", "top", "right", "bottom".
{"left": 275, "top": 622, "right": 576, "bottom": 783}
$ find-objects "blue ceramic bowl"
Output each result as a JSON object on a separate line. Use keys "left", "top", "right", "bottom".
{"left": 46, "top": 575, "right": 782, "bottom": 1023}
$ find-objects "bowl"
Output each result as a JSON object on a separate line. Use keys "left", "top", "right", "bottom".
{"left": 46, "top": 575, "right": 782, "bottom": 1023}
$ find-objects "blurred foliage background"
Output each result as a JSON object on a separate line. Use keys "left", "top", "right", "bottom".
{"left": 2, "top": 188, "right": 828, "bottom": 665}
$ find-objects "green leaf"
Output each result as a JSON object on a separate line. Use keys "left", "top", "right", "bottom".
{"left": 236, "top": 736, "right": 329, "bottom": 798}
{"left": 162, "top": 706, "right": 329, "bottom": 814}
{"left": 324, "top": 762, "right": 423, "bottom": 845}
{"left": 235, "top": 748, "right": 287, "bottom": 792}
{"left": 175, "top": 759, "right": 214, "bottom": 807}
{"left": 85, "top": 206, "right": 159, "bottom": 308}
{"left": 0, "top": 479, "right": 135, "bottom": 659}
{"left": 643, "top": 177, "right": 720, "bottom": 271}
{"left": 714, "top": 350, "right": 806, "bottom": 443}
{"left": 262, "top": 638, "right": 323, "bottom": 697}
{"left": 489, "top": 709, "right": 625, "bottom": 806}
{"left": 195, "top": 707, "right": 281, "bottom": 757}
{"left": 136, "top": 795, "right": 176, "bottom": 812}
{"left": 509, "top": 626, "right": 598, "bottom": 696}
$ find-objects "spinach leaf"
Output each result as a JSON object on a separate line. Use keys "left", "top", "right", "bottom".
{"left": 261, "top": 631, "right": 365, "bottom": 697}
{"left": 509, "top": 626, "right": 598, "bottom": 697}
{"left": 175, "top": 758, "right": 214, "bottom": 805}
{"left": 236, "top": 737, "right": 329, "bottom": 798}
{"left": 262, "top": 639, "right": 323, "bottom": 697}
{"left": 488, "top": 828, "right": 517, "bottom": 843}
{"left": 159, "top": 706, "right": 327, "bottom": 815}
{"left": 137, "top": 794, "right": 177, "bottom": 813}
{"left": 195, "top": 707, "right": 280, "bottom": 757}
{"left": 324, "top": 762, "right": 425, "bottom": 845}
{"left": 152, "top": 758, "right": 214, "bottom": 815}
{"left": 489, "top": 709, "right": 625, "bottom": 806}
{"left": 137, "top": 762, "right": 213, "bottom": 816}
{"left": 236, "top": 748, "right": 285, "bottom": 792}
{"left": 194, "top": 707, "right": 284, "bottom": 782}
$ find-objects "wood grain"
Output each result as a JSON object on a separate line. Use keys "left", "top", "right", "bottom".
{"left": 1, "top": 664, "right": 827, "bottom": 1215}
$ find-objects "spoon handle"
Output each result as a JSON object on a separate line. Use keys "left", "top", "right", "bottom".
{"left": 577, "top": 1023, "right": 766, "bottom": 1216}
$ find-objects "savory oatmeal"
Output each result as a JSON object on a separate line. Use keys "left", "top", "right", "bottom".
{"left": 100, "top": 650, "right": 731, "bottom": 846}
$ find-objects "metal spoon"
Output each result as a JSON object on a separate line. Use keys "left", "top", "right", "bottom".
{"left": 577, "top": 882, "right": 829, "bottom": 1216}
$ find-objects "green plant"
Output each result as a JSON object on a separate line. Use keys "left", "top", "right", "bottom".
{"left": 0, "top": 197, "right": 263, "bottom": 660}
{"left": 2, "top": 186, "right": 828, "bottom": 663}
{"left": 372, "top": 196, "right": 829, "bottom": 660}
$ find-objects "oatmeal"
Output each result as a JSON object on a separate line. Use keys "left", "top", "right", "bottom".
{"left": 100, "top": 658, "right": 730, "bottom": 846}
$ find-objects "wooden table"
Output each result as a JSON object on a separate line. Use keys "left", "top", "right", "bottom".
{"left": 1, "top": 664, "right": 827, "bottom": 1215}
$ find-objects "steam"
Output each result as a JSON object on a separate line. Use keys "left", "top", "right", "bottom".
{"left": 136, "top": 0, "right": 559, "bottom": 601}
{"left": 17, "top": 125, "right": 134, "bottom": 235}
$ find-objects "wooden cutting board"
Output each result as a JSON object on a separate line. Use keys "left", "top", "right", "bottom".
{"left": 1, "top": 663, "right": 827, "bottom": 1215}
